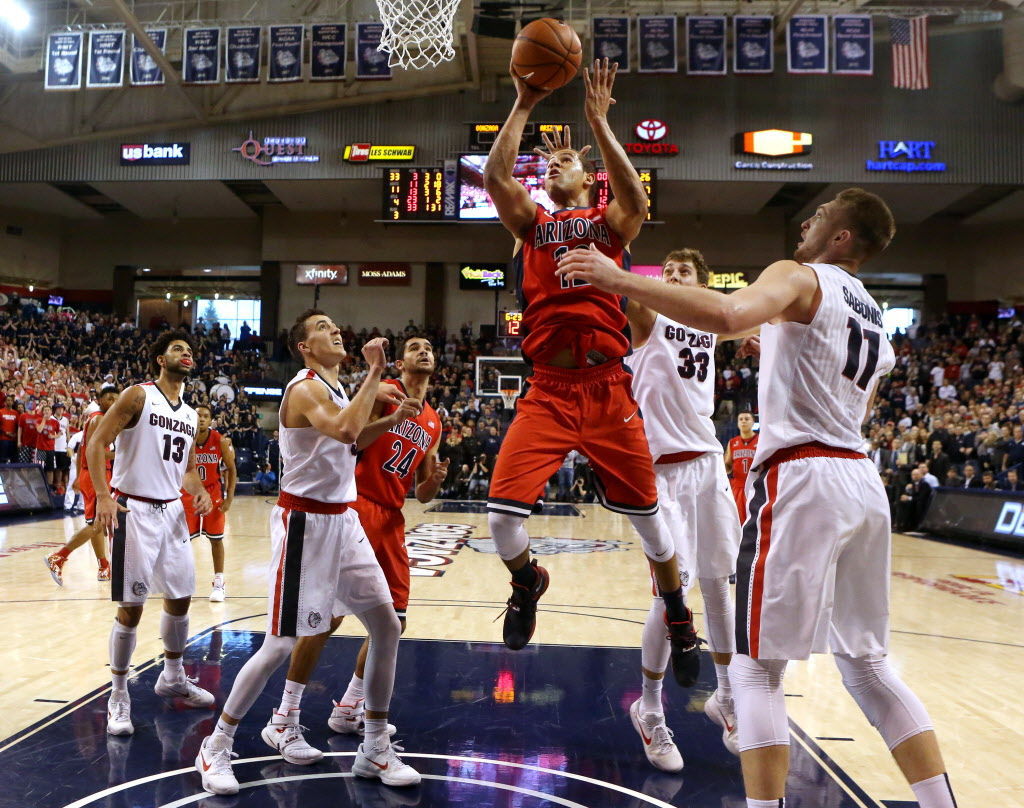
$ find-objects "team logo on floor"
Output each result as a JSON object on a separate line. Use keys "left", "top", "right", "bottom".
{"left": 468, "top": 537, "right": 632, "bottom": 555}
{"left": 405, "top": 523, "right": 474, "bottom": 577}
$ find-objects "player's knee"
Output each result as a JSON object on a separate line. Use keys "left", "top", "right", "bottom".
{"left": 116, "top": 605, "right": 143, "bottom": 627}
{"left": 488, "top": 511, "right": 529, "bottom": 560}
{"left": 834, "top": 653, "right": 934, "bottom": 749}
{"left": 329, "top": 615, "right": 345, "bottom": 633}
{"left": 730, "top": 653, "right": 787, "bottom": 691}
{"left": 626, "top": 513, "right": 673, "bottom": 560}
{"left": 163, "top": 596, "right": 191, "bottom": 616}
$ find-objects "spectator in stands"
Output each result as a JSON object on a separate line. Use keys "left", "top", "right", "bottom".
{"left": 1004, "top": 425, "right": 1024, "bottom": 471}
{"left": 467, "top": 453, "right": 490, "bottom": 499}
{"left": 1001, "top": 469, "right": 1024, "bottom": 492}
{"left": 897, "top": 468, "right": 932, "bottom": 533}
{"left": 927, "top": 440, "right": 952, "bottom": 482}
{"left": 981, "top": 470, "right": 999, "bottom": 490}
{"left": 962, "top": 464, "right": 983, "bottom": 489}
{"left": 17, "top": 400, "right": 39, "bottom": 463}
{"left": 0, "top": 398, "right": 17, "bottom": 462}
{"left": 254, "top": 463, "right": 278, "bottom": 494}
{"left": 943, "top": 468, "right": 963, "bottom": 488}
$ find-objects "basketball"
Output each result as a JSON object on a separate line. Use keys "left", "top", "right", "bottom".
{"left": 511, "top": 18, "right": 582, "bottom": 91}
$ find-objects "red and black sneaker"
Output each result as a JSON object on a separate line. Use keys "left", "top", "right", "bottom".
{"left": 502, "top": 560, "right": 550, "bottom": 650}
{"left": 666, "top": 608, "right": 704, "bottom": 687}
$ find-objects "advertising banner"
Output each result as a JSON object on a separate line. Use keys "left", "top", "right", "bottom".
{"left": 921, "top": 489, "right": 1024, "bottom": 550}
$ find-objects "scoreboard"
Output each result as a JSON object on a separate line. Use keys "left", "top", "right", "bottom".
{"left": 498, "top": 310, "right": 523, "bottom": 339}
{"left": 384, "top": 167, "right": 445, "bottom": 221}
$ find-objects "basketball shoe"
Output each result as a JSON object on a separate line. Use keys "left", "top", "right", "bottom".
{"left": 351, "top": 738, "right": 421, "bottom": 786}
{"left": 97, "top": 559, "right": 111, "bottom": 582}
{"left": 629, "top": 698, "right": 683, "bottom": 773}
{"left": 210, "top": 580, "right": 226, "bottom": 602}
{"left": 155, "top": 672, "right": 215, "bottom": 708}
{"left": 261, "top": 711, "right": 324, "bottom": 764}
{"left": 196, "top": 736, "right": 239, "bottom": 795}
{"left": 44, "top": 551, "right": 67, "bottom": 586}
{"left": 106, "top": 692, "right": 134, "bottom": 736}
{"left": 502, "top": 559, "right": 549, "bottom": 650}
{"left": 704, "top": 689, "right": 740, "bottom": 756}
{"left": 666, "top": 608, "right": 702, "bottom": 687}
{"left": 328, "top": 698, "right": 396, "bottom": 736}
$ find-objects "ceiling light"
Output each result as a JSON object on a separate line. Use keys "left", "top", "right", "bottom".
{"left": 214, "top": 292, "right": 220, "bottom": 299}
{"left": 165, "top": 292, "right": 171, "bottom": 300}
{"left": 183, "top": 299, "right": 190, "bottom": 307}
{"left": 142, "top": 267, "right": 151, "bottom": 272}
{"left": 203, "top": 268, "right": 212, "bottom": 273}
{"left": 0, "top": 0, "right": 31, "bottom": 32}
{"left": 27, "top": 284, "right": 33, "bottom": 292}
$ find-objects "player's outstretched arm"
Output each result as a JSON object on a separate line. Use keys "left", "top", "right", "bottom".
{"left": 558, "top": 250, "right": 816, "bottom": 334}
{"left": 584, "top": 59, "right": 647, "bottom": 243}
{"left": 483, "top": 69, "right": 550, "bottom": 239}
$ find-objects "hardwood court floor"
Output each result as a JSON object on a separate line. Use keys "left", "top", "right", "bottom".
{"left": 0, "top": 497, "right": 1021, "bottom": 807}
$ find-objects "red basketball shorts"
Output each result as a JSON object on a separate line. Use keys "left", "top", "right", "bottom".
{"left": 80, "top": 470, "right": 112, "bottom": 524}
{"left": 731, "top": 478, "right": 747, "bottom": 524}
{"left": 351, "top": 496, "right": 410, "bottom": 615}
{"left": 488, "top": 361, "right": 658, "bottom": 518}
{"left": 183, "top": 487, "right": 225, "bottom": 540}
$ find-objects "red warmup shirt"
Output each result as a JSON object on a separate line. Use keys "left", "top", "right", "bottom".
{"left": 356, "top": 379, "right": 442, "bottom": 509}
{"left": 728, "top": 434, "right": 759, "bottom": 487}
{"left": 17, "top": 411, "right": 39, "bottom": 448}
{"left": 514, "top": 204, "right": 630, "bottom": 368}
{"left": 0, "top": 408, "right": 17, "bottom": 441}
{"left": 37, "top": 416, "right": 58, "bottom": 452}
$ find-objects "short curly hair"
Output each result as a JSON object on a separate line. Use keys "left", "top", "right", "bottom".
{"left": 661, "top": 248, "right": 710, "bottom": 286}
{"left": 149, "top": 329, "right": 196, "bottom": 375}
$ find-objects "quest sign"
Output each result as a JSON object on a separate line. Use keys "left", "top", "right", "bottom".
{"left": 294, "top": 264, "right": 349, "bottom": 285}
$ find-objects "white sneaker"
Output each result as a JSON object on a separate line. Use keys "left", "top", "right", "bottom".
{"left": 261, "top": 712, "right": 324, "bottom": 765}
{"left": 154, "top": 671, "right": 215, "bottom": 708}
{"left": 209, "top": 581, "right": 226, "bottom": 602}
{"left": 106, "top": 692, "right": 134, "bottom": 736}
{"left": 351, "top": 739, "right": 421, "bottom": 786}
{"left": 629, "top": 698, "right": 683, "bottom": 772}
{"left": 328, "top": 698, "right": 396, "bottom": 736}
{"left": 195, "top": 736, "right": 239, "bottom": 795}
{"left": 704, "top": 689, "right": 740, "bottom": 756}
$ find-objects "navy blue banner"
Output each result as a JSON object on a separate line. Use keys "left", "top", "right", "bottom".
{"left": 834, "top": 15, "right": 873, "bottom": 75}
{"left": 637, "top": 16, "right": 677, "bottom": 73}
{"left": 225, "top": 26, "right": 261, "bottom": 83}
{"left": 45, "top": 32, "right": 83, "bottom": 90}
{"left": 787, "top": 15, "right": 828, "bottom": 74}
{"left": 686, "top": 16, "right": 726, "bottom": 75}
{"left": 86, "top": 30, "right": 124, "bottom": 88}
{"left": 311, "top": 24, "right": 346, "bottom": 80}
{"left": 592, "top": 17, "right": 630, "bottom": 73}
{"left": 184, "top": 28, "right": 220, "bottom": 84}
{"left": 130, "top": 29, "right": 165, "bottom": 86}
{"left": 356, "top": 22, "right": 391, "bottom": 79}
{"left": 734, "top": 15, "right": 773, "bottom": 74}
{"left": 270, "top": 24, "right": 303, "bottom": 82}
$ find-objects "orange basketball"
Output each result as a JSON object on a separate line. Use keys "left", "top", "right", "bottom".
{"left": 511, "top": 18, "right": 582, "bottom": 91}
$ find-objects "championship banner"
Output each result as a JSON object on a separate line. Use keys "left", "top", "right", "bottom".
{"left": 130, "top": 29, "right": 166, "bottom": 86}
{"left": 86, "top": 30, "right": 124, "bottom": 89}
{"left": 734, "top": 15, "right": 773, "bottom": 74}
{"left": 637, "top": 16, "right": 677, "bottom": 73}
{"left": 311, "top": 24, "right": 347, "bottom": 80}
{"left": 356, "top": 22, "right": 391, "bottom": 79}
{"left": 183, "top": 27, "right": 220, "bottom": 84}
{"left": 592, "top": 17, "right": 630, "bottom": 73}
{"left": 787, "top": 15, "right": 828, "bottom": 74}
{"left": 685, "top": 16, "right": 726, "bottom": 75}
{"left": 225, "top": 26, "right": 261, "bottom": 83}
{"left": 44, "top": 32, "right": 83, "bottom": 90}
{"left": 269, "top": 24, "right": 303, "bottom": 82}
{"left": 834, "top": 15, "right": 873, "bottom": 75}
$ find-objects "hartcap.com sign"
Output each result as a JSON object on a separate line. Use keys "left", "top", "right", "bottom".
{"left": 294, "top": 264, "right": 349, "bottom": 285}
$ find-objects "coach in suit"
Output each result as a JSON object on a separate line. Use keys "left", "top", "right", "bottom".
{"left": 961, "top": 464, "right": 984, "bottom": 489}
{"left": 999, "top": 469, "right": 1024, "bottom": 492}
{"left": 897, "top": 468, "right": 933, "bottom": 532}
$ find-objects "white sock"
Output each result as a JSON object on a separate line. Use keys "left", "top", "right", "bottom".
{"left": 910, "top": 773, "right": 957, "bottom": 808}
{"left": 747, "top": 799, "right": 784, "bottom": 807}
{"left": 342, "top": 673, "right": 365, "bottom": 706}
{"left": 161, "top": 611, "right": 190, "bottom": 679}
{"left": 277, "top": 679, "right": 305, "bottom": 720}
{"left": 214, "top": 717, "right": 238, "bottom": 739}
{"left": 163, "top": 656, "right": 184, "bottom": 680}
{"left": 641, "top": 675, "right": 663, "bottom": 714}
{"left": 715, "top": 662, "right": 733, "bottom": 705}
{"left": 109, "top": 619, "right": 136, "bottom": 692}
{"left": 214, "top": 573, "right": 224, "bottom": 585}
{"left": 363, "top": 717, "right": 388, "bottom": 749}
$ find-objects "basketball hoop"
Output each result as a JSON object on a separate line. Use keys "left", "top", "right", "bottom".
{"left": 375, "top": 0, "right": 460, "bottom": 69}
{"left": 499, "top": 387, "right": 520, "bottom": 411}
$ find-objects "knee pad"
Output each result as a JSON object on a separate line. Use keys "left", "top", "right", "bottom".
{"left": 834, "top": 653, "right": 934, "bottom": 750}
{"left": 488, "top": 511, "right": 530, "bottom": 561}
{"left": 627, "top": 513, "right": 674, "bottom": 561}
{"left": 729, "top": 654, "right": 790, "bottom": 751}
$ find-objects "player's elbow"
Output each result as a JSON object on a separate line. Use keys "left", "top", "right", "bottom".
{"left": 336, "top": 427, "right": 359, "bottom": 445}
{"left": 718, "top": 302, "right": 749, "bottom": 336}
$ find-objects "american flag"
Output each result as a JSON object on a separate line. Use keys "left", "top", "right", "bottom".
{"left": 889, "top": 15, "right": 929, "bottom": 90}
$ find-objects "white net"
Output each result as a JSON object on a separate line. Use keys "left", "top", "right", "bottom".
{"left": 375, "top": 0, "right": 461, "bottom": 69}
{"left": 500, "top": 389, "right": 520, "bottom": 410}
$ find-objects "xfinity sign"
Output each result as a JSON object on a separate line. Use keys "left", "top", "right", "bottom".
{"left": 121, "top": 142, "right": 191, "bottom": 166}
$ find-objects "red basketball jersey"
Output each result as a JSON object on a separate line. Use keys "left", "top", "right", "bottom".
{"left": 356, "top": 380, "right": 441, "bottom": 509}
{"left": 515, "top": 204, "right": 630, "bottom": 367}
{"left": 193, "top": 429, "right": 225, "bottom": 495}
{"left": 728, "top": 434, "right": 759, "bottom": 485}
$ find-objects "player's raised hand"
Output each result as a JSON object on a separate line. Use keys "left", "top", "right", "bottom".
{"left": 97, "top": 495, "right": 129, "bottom": 534}
{"left": 376, "top": 382, "right": 405, "bottom": 408}
{"left": 583, "top": 58, "right": 618, "bottom": 122}
{"left": 393, "top": 397, "right": 423, "bottom": 424}
{"left": 556, "top": 243, "right": 628, "bottom": 293}
{"left": 362, "top": 337, "right": 389, "bottom": 371}
{"left": 533, "top": 125, "right": 593, "bottom": 161}
{"left": 510, "top": 65, "right": 553, "bottom": 109}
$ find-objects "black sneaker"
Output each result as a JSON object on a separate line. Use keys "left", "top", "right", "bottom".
{"left": 502, "top": 560, "right": 550, "bottom": 650}
{"left": 666, "top": 608, "right": 703, "bottom": 687}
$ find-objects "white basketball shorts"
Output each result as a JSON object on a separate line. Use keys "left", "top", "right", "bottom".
{"left": 267, "top": 505, "right": 392, "bottom": 637}
{"left": 110, "top": 494, "right": 195, "bottom": 603}
{"left": 655, "top": 452, "right": 741, "bottom": 591}
{"left": 736, "top": 451, "right": 891, "bottom": 661}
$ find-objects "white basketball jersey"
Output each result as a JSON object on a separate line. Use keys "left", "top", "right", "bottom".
{"left": 111, "top": 383, "right": 198, "bottom": 500}
{"left": 279, "top": 368, "right": 357, "bottom": 504}
{"left": 629, "top": 314, "right": 721, "bottom": 457}
{"left": 753, "top": 263, "right": 895, "bottom": 467}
